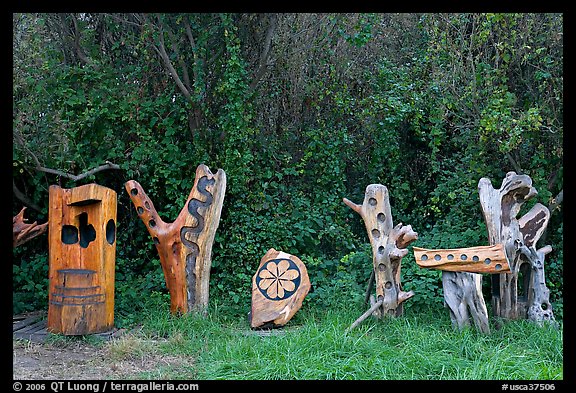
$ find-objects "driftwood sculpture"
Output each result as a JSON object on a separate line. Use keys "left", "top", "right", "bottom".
{"left": 250, "top": 248, "right": 311, "bottom": 329}
{"left": 413, "top": 244, "right": 511, "bottom": 334}
{"left": 47, "top": 183, "right": 117, "bottom": 335}
{"left": 125, "top": 164, "right": 226, "bottom": 314}
{"left": 13, "top": 207, "right": 48, "bottom": 248}
{"left": 344, "top": 184, "right": 418, "bottom": 330}
{"left": 479, "top": 171, "right": 555, "bottom": 324}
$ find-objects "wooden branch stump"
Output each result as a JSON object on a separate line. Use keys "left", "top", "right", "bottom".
{"left": 47, "top": 183, "right": 117, "bottom": 335}
{"left": 442, "top": 271, "right": 490, "bottom": 333}
{"left": 343, "top": 184, "right": 417, "bottom": 319}
{"left": 125, "top": 164, "right": 226, "bottom": 315}
{"left": 13, "top": 207, "right": 48, "bottom": 248}
{"left": 479, "top": 171, "right": 555, "bottom": 323}
{"left": 250, "top": 248, "right": 311, "bottom": 329}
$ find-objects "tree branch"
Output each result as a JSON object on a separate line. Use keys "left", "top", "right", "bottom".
{"left": 249, "top": 14, "right": 278, "bottom": 93}
{"left": 153, "top": 16, "right": 192, "bottom": 101}
{"left": 35, "top": 161, "right": 121, "bottom": 182}
{"left": 505, "top": 152, "right": 523, "bottom": 174}
{"left": 13, "top": 180, "right": 44, "bottom": 213}
{"left": 548, "top": 189, "right": 563, "bottom": 213}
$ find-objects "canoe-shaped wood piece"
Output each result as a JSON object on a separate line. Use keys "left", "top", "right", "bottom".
{"left": 413, "top": 244, "right": 510, "bottom": 274}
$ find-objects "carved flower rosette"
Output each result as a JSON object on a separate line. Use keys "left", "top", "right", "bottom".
{"left": 256, "top": 258, "right": 301, "bottom": 301}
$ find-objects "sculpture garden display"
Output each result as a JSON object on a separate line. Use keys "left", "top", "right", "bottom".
{"left": 13, "top": 160, "right": 558, "bottom": 337}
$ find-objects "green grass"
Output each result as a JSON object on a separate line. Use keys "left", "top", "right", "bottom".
{"left": 113, "top": 300, "right": 563, "bottom": 380}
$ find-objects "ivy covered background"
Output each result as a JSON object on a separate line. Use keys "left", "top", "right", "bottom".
{"left": 13, "top": 13, "right": 563, "bottom": 324}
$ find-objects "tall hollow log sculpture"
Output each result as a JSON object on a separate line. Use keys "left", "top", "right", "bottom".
{"left": 13, "top": 207, "right": 48, "bottom": 248}
{"left": 344, "top": 184, "right": 418, "bottom": 329}
{"left": 125, "top": 164, "right": 226, "bottom": 314}
{"left": 413, "top": 244, "right": 511, "bottom": 334}
{"left": 250, "top": 248, "right": 311, "bottom": 329}
{"left": 479, "top": 171, "right": 555, "bottom": 324}
{"left": 47, "top": 183, "right": 117, "bottom": 335}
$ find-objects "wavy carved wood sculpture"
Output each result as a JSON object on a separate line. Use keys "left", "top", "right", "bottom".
{"left": 344, "top": 184, "right": 418, "bottom": 330}
{"left": 125, "top": 164, "right": 226, "bottom": 314}
{"left": 13, "top": 207, "right": 48, "bottom": 248}
{"left": 47, "top": 183, "right": 117, "bottom": 335}
{"left": 250, "top": 248, "right": 311, "bottom": 329}
{"left": 479, "top": 171, "right": 555, "bottom": 324}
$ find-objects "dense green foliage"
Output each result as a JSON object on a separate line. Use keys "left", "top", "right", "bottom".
{"left": 13, "top": 13, "right": 563, "bottom": 324}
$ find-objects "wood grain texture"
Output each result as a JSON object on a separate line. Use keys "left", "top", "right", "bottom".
{"left": 13, "top": 207, "right": 48, "bottom": 248}
{"left": 442, "top": 271, "right": 490, "bottom": 333}
{"left": 413, "top": 244, "right": 510, "bottom": 273}
{"left": 125, "top": 164, "right": 226, "bottom": 314}
{"left": 47, "top": 183, "right": 117, "bottom": 335}
{"left": 343, "top": 184, "right": 417, "bottom": 318}
{"left": 478, "top": 171, "right": 555, "bottom": 323}
{"left": 250, "top": 248, "right": 311, "bottom": 329}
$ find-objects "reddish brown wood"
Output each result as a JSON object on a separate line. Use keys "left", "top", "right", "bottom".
{"left": 413, "top": 244, "right": 510, "bottom": 274}
{"left": 250, "top": 248, "right": 311, "bottom": 329}
{"left": 47, "top": 183, "right": 117, "bottom": 335}
{"left": 13, "top": 207, "right": 48, "bottom": 248}
{"left": 125, "top": 164, "right": 226, "bottom": 314}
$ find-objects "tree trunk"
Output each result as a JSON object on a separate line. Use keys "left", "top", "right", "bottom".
{"left": 442, "top": 271, "right": 490, "bottom": 333}
{"left": 125, "top": 164, "right": 226, "bottom": 315}
{"left": 343, "top": 184, "right": 418, "bottom": 318}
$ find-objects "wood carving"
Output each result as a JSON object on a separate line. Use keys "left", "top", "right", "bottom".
{"left": 125, "top": 164, "right": 226, "bottom": 314}
{"left": 47, "top": 183, "right": 117, "bottom": 335}
{"left": 413, "top": 244, "right": 510, "bottom": 274}
{"left": 479, "top": 171, "right": 555, "bottom": 324}
{"left": 344, "top": 184, "right": 418, "bottom": 325}
{"left": 442, "top": 271, "right": 490, "bottom": 333}
{"left": 13, "top": 207, "right": 48, "bottom": 248}
{"left": 250, "top": 248, "right": 311, "bottom": 329}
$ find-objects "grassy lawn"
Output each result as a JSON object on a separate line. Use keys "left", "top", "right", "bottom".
{"left": 96, "top": 300, "right": 563, "bottom": 380}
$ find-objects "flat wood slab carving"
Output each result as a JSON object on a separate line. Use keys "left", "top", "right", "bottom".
{"left": 413, "top": 244, "right": 510, "bottom": 274}
{"left": 344, "top": 184, "right": 418, "bottom": 320}
{"left": 13, "top": 207, "right": 48, "bottom": 248}
{"left": 47, "top": 183, "right": 117, "bottom": 335}
{"left": 125, "top": 164, "right": 226, "bottom": 314}
{"left": 250, "top": 248, "right": 311, "bottom": 329}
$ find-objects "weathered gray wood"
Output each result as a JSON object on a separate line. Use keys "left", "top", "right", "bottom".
{"left": 343, "top": 184, "right": 418, "bottom": 318}
{"left": 442, "top": 271, "right": 490, "bottom": 333}
{"left": 346, "top": 297, "right": 384, "bottom": 332}
{"left": 478, "top": 172, "right": 555, "bottom": 323}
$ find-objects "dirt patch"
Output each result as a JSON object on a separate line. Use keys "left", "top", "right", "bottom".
{"left": 13, "top": 335, "right": 196, "bottom": 380}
